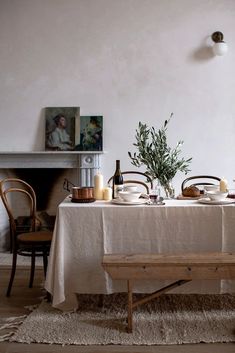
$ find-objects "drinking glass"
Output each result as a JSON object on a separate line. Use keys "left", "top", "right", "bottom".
{"left": 227, "top": 189, "right": 235, "bottom": 199}
{"left": 149, "top": 188, "right": 159, "bottom": 204}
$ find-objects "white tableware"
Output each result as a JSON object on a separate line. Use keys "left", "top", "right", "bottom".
{"left": 198, "top": 198, "right": 235, "bottom": 205}
{"left": 124, "top": 185, "right": 138, "bottom": 192}
{"left": 111, "top": 199, "right": 147, "bottom": 205}
{"left": 204, "top": 185, "right": 219, "bottom": 192}
{"left": 206, "top": 190, "right": 228, "bottom": 201}
{"left": 118, "top": 191, "right": 142, "bottom": 202}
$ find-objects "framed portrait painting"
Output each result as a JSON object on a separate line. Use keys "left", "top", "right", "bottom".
{"left": 74, "top": 116, "right": 103, "bottom": 151}
{"left": 45, "top": 107, "right": 80, "bottom": 151}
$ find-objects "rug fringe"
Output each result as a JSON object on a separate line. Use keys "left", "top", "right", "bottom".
{"left": 0, "top": 320, "right": 25, "bottom": 330}
{"left": 1, "top": 315, "right": 27, "bottom": 323}
{"left": 0, "top": 314, "right": 27, "bottom": 342}
{"left": 0, "top": 332, "right": 15, "bottom": 342}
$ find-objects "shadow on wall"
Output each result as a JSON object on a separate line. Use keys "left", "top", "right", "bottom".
{"left": 189, "top": 36, "right": 215, "bottom": 61}
{"left": 191, "top": 46, "right": 214, "bottom": 61}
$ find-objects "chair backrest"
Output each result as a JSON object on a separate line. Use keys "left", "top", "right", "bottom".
{"left": 107, "top": 171, "right": 153, "bottom": 194}
{"left": 181, "top": 175, "right": 221, "bottom": 192}
{"left": 0, "top": 178, "right": 37, "bottom": 238}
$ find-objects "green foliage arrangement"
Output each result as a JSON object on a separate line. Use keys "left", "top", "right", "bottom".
{"left": 128, "top": 113, "right": 192, "bottom": 193}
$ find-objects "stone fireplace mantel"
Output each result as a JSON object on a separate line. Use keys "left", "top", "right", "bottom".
{"left": 0, "top": 151, "right": 104, "bottom": 186}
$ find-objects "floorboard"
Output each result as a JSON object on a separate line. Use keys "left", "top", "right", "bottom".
{"left": 0, "top": 266, "right": 234, "bottom": 353}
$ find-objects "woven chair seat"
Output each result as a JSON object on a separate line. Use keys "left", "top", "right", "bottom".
{"left": 18, "top": 231, "right": 53, "bottom": 243}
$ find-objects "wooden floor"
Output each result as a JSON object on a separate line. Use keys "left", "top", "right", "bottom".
{"left": 0, "top": 266, "right": 234, "bottom": 353}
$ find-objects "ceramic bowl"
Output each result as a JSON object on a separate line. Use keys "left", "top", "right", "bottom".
{"left": 204, "top": 185, "right": 219, "bottom": 192}
{"left": 124, "top": 185, "right": 138, "bottom": 192}
{"left": 119, "top": 191, "right": 141, "bottom": 202}
{"left": 206, "top": 190, "right": 228, "bottom": 201}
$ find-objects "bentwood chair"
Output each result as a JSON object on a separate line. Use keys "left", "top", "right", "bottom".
{"left": 107, "top": 171, "right": 153, "bottom": 194}
{"left": 181, "top": 175, "right": 221, "bottom": 193}
{"left": 0, "top": 178, "right": 53, "bottom": 297}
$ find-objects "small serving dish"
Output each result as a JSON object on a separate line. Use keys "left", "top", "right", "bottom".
{"left": 206, "top": 190, "right": 228, "bottom": 201}
{"left": 204, "top": 185, "right": 219, "bottom": 192}
{"left": 124, "top": 185, "right": 138, "bottom": 192}
{"left": 118, "top": 191, "right": 142, "bottom": 202}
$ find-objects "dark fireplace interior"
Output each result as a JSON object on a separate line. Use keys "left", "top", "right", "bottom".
{"left": 13, "top": 168, "right": 66, "bottom": 211}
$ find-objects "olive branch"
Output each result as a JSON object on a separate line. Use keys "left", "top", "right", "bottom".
{"left": 128, "top": 113, "right": 192, "bottom": 187}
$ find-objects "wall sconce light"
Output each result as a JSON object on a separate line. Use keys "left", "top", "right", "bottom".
{"left": 211, "top": 31, "right": 228, "bottom": 56}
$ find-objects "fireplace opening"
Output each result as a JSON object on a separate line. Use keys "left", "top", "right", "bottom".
{"left": 13, "top": 168, "right": 66, "bottom": 211}
{"left": 0, "top": 152, "right": 101, "bottom": 252}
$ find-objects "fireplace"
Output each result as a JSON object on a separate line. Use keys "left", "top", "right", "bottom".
{"left": 0, "top": 151, "right": 103, "bottom": 251}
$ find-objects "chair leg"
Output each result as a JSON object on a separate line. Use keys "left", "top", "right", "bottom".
{"left": 42, "top": 249, "right": 48, "bottom": 278}
{"left": 45, "top": 291, "right": 52, "bottom": 302}
{"left": 9, "top": 227, "right": 13, "bottom": 254}
{"left": 29, "top": 249, "right": 35, "bottom": 288}
{"left": 42, "top": 248, "right": 51, "bottom": 302}
{"left": 6, "top": 251, "right": 17, "bottom": 297}
{"left": 127, "top": 280, "right": 133, "bottom": 333}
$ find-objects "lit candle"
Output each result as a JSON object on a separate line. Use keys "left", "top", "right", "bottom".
{"left": 94, "top": 172, "right": 104, "bottom": 200}
{"left": 220, "top": 177, "right": 228, "bottom": 192}
{"left": 103, "top": 186, "right": 112, "bottom": 201}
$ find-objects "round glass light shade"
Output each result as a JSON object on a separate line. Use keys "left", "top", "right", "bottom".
{"left": 213, "top": 41, "right": 228, "bottom": 56}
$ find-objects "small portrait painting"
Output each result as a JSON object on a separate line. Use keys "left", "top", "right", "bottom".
{"left": 75, "top": 116, "right": 103, "bottom": 151}
{"left": 45, "top": 107, "right": 80, "bottom": 151}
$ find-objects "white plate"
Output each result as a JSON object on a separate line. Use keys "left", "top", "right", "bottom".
{"left": 198, "top": 198, "right": 235, "bottom": 205}
{"left": 111, "top": 198, "right": 147, "bottom": 205}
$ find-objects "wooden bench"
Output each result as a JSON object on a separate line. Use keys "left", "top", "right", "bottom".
{"left": 102, "top": 252, "right": 235, "bottom": 333}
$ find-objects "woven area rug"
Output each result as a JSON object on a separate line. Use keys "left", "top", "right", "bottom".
{"left": 10, "top": 294, "right": 235, "bottom": 345}
{"left": 0, "top": 252, "right": 42, "bottom": 266}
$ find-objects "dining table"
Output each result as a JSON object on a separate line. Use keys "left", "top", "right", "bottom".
{"left": 45, "top": 196, "right": 235, "bottom": 311}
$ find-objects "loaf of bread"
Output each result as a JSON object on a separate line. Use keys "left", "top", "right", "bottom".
{"left": 182, "top": 185, "right": 200, "bottom": 197}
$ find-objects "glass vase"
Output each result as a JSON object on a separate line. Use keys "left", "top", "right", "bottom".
{"left": 151, "top": 179, "right": 175, "bottom": 199}
{"left": 162, "top": 180, "right": 175, "bottom": 199}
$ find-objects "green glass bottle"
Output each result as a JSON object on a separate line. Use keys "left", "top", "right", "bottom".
{"left": 112, "top": 160, "right": 124, "bottom": 199}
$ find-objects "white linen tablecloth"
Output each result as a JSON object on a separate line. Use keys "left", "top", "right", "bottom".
{"left": 45, "top": 197, "right": 235, "bottom": 311}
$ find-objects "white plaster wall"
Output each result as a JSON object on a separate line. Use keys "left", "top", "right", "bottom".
{"left": 0, "top": 0, "right": 235, "bottom": 190}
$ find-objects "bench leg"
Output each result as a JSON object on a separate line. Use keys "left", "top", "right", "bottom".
{"left": 127, "top": 280, "right": 133, "bottom": 333}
